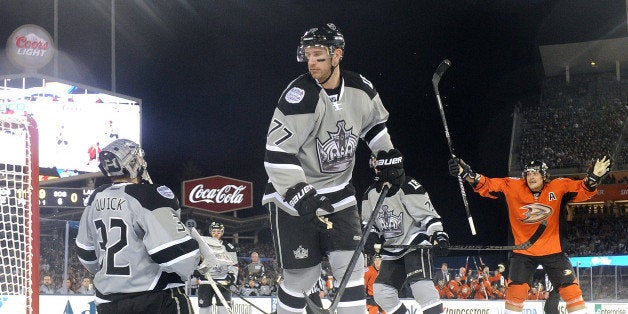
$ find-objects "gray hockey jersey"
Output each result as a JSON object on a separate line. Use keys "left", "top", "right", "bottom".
{"left": 76, "top": 182, "right": 200, "bottom": 302}
{"left": 361, "top": 176, "right": 445, "bottom": 260}
{"left": 263, "top": 70, "right": 394, "bottom": 215}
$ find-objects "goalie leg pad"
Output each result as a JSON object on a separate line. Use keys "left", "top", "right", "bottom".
{"left": 558, "top": 283, "right": 586, "bottom": 312}
{"left": 505, "top": 283, "right": 529, "bottom": 311}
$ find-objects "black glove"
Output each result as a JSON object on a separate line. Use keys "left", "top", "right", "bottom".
{"left": 374, "top": 149, "right": 405, "bottom": 196}
{"left": 431, "top": 231, "right": 450, "bottom": 256}
{"left": 363, "top": 232, "right": 384, "bottom": 255}
{"left": 285, "top": 182, "right": 334, "bottom": 230}
{"left": 218, "top": 272, "right": 236, "bottom": 286}
{"left": 448, "top": 157, "right": 478, "bottom": 182}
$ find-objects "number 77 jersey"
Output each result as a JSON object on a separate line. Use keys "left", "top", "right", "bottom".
{"left": 75, "top": 182, "right": 200, "bottom": 302}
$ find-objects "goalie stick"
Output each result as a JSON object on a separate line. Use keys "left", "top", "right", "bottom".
{"left": 304, "top": 185, "right": 390, "bottom": 314}
{"left": 198, "top": 281, "right": 275, "bottom": 314}
{"left": 384, "top": 220, "right": 547, "bottom": 251}
{"left": 432, "top": 59, "right": 477, "bottom": 236}
{"left": 189, "top": 227, "right": 233, "bottom": 314}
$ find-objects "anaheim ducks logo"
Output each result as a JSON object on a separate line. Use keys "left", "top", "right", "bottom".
{"left": 520, "top": 203, "right": 552, "bottom": 223}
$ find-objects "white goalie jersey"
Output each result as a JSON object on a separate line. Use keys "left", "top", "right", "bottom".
{"left": 361, "top": 176, "right": 445, "bottom": 261}
{"left": 197, "top": 236, "right": 238, "bottom": 281}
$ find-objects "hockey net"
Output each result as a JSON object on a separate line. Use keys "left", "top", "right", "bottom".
{"left": 0, "top": 114, "right": 39, "bottom": 314}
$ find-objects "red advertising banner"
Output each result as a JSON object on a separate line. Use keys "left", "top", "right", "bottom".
{"left": 581, "top": 184, "right": 628, "bottom": 202}
{"left": 182, "top": 175, "right": 253, "bottom": 213}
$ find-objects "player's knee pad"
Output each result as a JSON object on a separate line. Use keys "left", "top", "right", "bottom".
{"left": 505, "top": 283, "right": 530, "bottom": 310}
{"left": 282, "top": 265, "right": 321, "bottom": 294}
{"left": 410, "top": 280, "right": 440, "bottom": 308}
{"left": 373, "top": 282, "right": 401, "bottom": 312}
{"left": 328, "top": 250, "right": 366, "bottom": 300}
{"left": 558, "top": 283, "right": 585, "bottom": 312}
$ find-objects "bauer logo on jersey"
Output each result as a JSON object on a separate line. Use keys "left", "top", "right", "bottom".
{"left": 519, "top": 203, "right": 552, "bottom": 224}
{"left": 378, "top": 206, "right": 403, "bottom": 238}
{"left": 157, "top": 185, "right": 175, "bottom": 199}
{"left": 316, "top": 120, "right": 358, "bottom": 173}
{"left": 285, "top": 87, "right": 305, "bottom": 104}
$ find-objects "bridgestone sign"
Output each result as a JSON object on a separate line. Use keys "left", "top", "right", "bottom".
{"left": 182, "top": 175, "right": 253, "bottom": 213}
{"left": 6, "top": 24, "right": 55, "bottom": 70}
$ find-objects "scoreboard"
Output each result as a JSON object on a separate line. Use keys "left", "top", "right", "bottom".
{"left": 39, "top": 187, "right": 93, "bottom": 208}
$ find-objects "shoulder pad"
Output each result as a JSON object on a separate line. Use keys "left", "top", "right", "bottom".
{"left": 342, "top": 70, "right": 377, "bottom": 99}
{"left": 277, "top": 74, "right": 321, "bottom": 115}
{"left": 125, "top": 184, "right": 180, "bottom": 211}
{"left": 401, "top": 176, "right": 427, "bottom": 195}
{"left": 87, "top": 183, "right": 112, "bottom": 206}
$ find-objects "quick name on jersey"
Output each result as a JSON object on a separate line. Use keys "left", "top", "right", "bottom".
{"left": 94, "top": 197, "right": 127, "bottom": 211}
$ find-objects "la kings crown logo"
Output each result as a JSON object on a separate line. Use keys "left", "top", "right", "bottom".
{"left": 316, "top": 120, "right": 358, "bottom": 173}
{"left": 379, "top": 206, "right": 403, "bottom": 238}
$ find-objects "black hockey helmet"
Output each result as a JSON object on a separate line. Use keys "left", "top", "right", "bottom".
{"left": 209, "top": 221, "right": 224, "bottom": 234}
{"left": 522, "top": 160, "right": 549, "bottom": 180}
{"left": 297, "top": 23, "right": 345, "bottom": 62}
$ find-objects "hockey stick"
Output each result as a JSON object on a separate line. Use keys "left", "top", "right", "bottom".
{"left": 198, "top": 281, "right": 275, "bottom": 314}
{"left": 189, "top": 228, "right": 233, "bottom": 314}
{"left": 384, "top": 220, "right": 547, "bottom": 251}
{"left": 432, "top": 59, "right": 477, "bottom": 235}
{"left": 304, "top": 185, "right": 390, "bottom": 314}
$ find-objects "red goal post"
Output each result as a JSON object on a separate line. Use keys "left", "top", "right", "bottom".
{"left": 0, "top": 114, "right": 39, "bottom": 314}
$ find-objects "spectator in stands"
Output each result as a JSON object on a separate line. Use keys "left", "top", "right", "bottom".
{"left": 435, "top": 279, "right": 454, "bottom": 299}
{"left": 39, "top": 275, "right": 55, "bottom": 294}
{"left": 77, "top": 276, "right": 94, "bottom": 294}
{"left": 246, "top": 252, "right": 265, "bottom": 280}
{"left": 258, "top": 276, "right": 276, "bottom": 296}
{"left": 56, "top": 279, "right": 74, "bottom": 294}
{"left": 433, "top": 262, "right": 451, "bottom": 285}
{"left": 240, "top": 278, "right": 260, "bottom": 297}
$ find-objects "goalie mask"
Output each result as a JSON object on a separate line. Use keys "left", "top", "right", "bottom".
{"left": 209, "top": 221, "right": 224, "bottom": 236}
{"left": 99, "top": 139, "right": 152, "bottom": 183}
{"left": 297, "top": 23, "right": 345, "bottom": 62}
{"left": 522, "top": 160, "right": 549, "bottom": 181}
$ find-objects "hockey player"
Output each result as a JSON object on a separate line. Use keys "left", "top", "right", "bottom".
{"left": 362, "top": 157, "right": 449, "bottom": 314}
{"left": 449, "top": 156, "right": 612, "bottom": 314}
{"left": 76, "top": 139, "right": 199, "bottom": 314}
{"left": 262, "top": 23, "right": 405, "bottom": 314}
{"left": 195, "top": 222, "right": 238, "bottom": 314}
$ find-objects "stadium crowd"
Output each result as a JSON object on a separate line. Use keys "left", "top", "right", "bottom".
{"left": 518, "top": 73, "right": 627, "bottom": 171}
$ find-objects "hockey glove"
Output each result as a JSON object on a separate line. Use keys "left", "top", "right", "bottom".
{"left": 374, "top": 149, "right": 405, "bottom": 196}
{"left": 363, "top": 232, "right": 385, "bottom": 255}
{"left": 430, "top": 231, "right": 450, "bottom": 256}
{"left": 584, "top": 156, "right": 612, "bottom": 190}
{"left": 448, "top": 157, "right": 479, "bottom": 183}
{"left": 285, "top": 182, "right": 334, "bottom": 230}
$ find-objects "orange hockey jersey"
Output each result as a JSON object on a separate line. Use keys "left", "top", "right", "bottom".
{"left": 473, "top": 176, "right": 596, "bottom": 256}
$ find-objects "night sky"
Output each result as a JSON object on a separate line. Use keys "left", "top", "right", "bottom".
{"left": 2, "top": 0, "right": 626, "bottom": 246}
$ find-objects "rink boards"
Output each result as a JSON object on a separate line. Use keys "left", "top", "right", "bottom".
{"left": 0, "top": 295, "right": 626, "bottom": 313}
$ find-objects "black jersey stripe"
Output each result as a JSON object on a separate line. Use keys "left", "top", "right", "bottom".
{"left": 76, "top": 246, "right": 97, "bottom": 262}
{"left": 343, "top": 70, "right": 378, "bottom": 99}
{"left": 149, "top": 238, "right": 199, "bottom": 265}
{"left": 265, "top": 149, "right": 300, "bottom": 165}
{"left": 339, "top": 284, "right": 366, "bottom": 303}
{"left": 278, "top": 285, "right": 306, "bottom": 310}
{"left": 125, "top": 184, "right": 180, "bottom": 211}
{"left": 154, "top": 271, "right": 185, "bottom": 290}
{"left": 364, "top": 122, "right": 386, "bottom": 145}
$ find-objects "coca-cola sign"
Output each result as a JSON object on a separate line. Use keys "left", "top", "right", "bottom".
{"left": 182, "top": 175, "right": 253, "bottom": 213}
{"left": 6, "top": 24, "right": 55, "bottom": 70}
